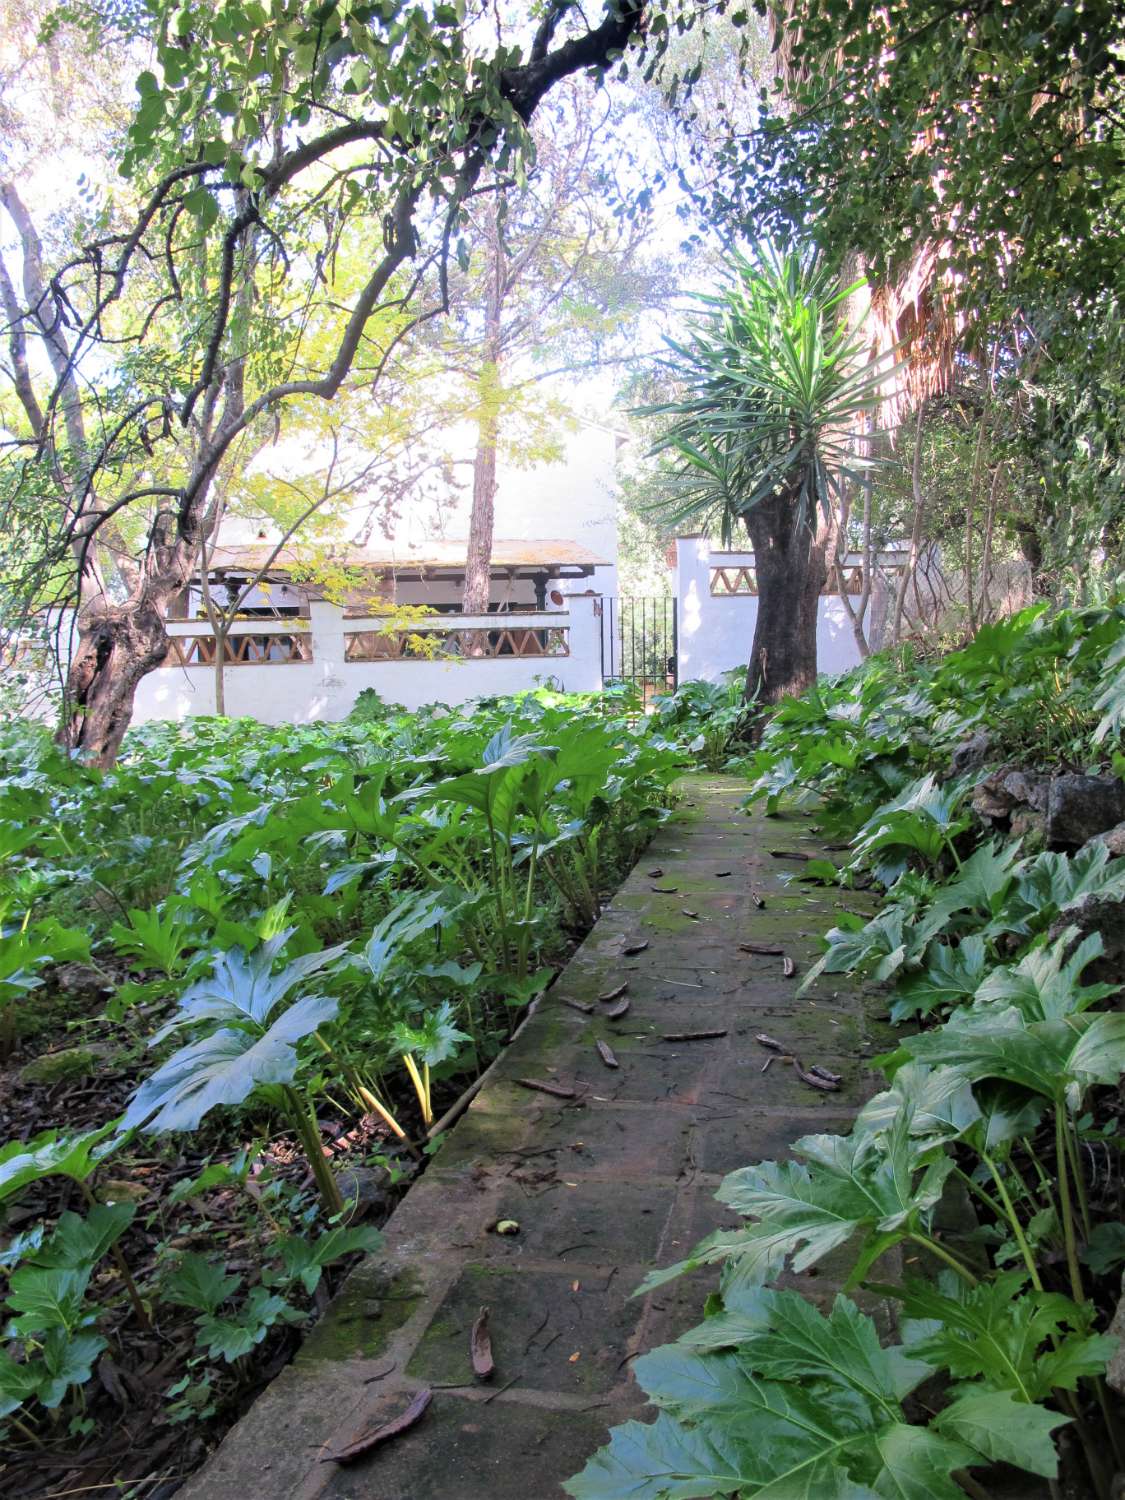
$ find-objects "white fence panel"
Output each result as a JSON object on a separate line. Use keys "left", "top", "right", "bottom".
{"left": 674, "top": 537, "right": 905, "bottom": 686}
{"left": 130, "top": 598, "right": 603, "bottom": 725}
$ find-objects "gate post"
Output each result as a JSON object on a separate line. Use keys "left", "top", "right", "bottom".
{"left": 674, "top": 535, "right": 711, "bottom": 685}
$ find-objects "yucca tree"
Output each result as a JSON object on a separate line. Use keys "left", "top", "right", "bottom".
{"left": 649, "top": 250, "right": 891, "bottom": 705}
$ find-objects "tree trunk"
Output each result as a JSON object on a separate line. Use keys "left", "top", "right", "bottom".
{"left": 62, "top": 599, "right": 172, "bottom": 765}
{"left": 462, "top": 201, "right": 505, "bottom": 617}
{"left": 893, "top": 400, "right": 929, "bottom": 646}
{"left": 744, "top": 490, "right": 831, "bottom": 706}
{"left": 463, "top": 409, "right": 499, "bottom": 615}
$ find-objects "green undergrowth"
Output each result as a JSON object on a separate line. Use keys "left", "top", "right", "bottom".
{"left": 569, "top": 603, "right": 1125, "bottom": 1500}
{"left": 0, "top": 687, "right": 680, "bottom": 1477}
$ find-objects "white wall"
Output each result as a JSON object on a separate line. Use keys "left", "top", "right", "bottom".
{"left": 675, "top": 537, "right": 865, "bottom": 685}
{"left": 221, "top": 419, "right": 622, "bottom": 602}
{"left": 131, "top": 598, "right": 603, "bottom": 725}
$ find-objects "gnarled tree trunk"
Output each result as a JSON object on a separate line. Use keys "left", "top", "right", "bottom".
{"left": 64, "top": 597, "right": 176, "bottom": 763}
{"left": 744, "top": 489, "right": 832, "bottom": 706}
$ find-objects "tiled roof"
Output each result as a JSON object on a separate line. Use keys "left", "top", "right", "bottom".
{"left": 201, "top": 539, "right": 607, "bottom": 578}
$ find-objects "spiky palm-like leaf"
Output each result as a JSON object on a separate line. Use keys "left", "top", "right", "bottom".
{"left": 643, "top": 249, "right": 895, "bottom": 542}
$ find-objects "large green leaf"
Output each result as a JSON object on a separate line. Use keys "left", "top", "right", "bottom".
{"left": 932, "top": 1391, "right": 1067, "bottom": 1477}
{"left": 163, "top": 1252, "right": 241, "bottom": 1315}
{"left": 362, "top": 890, "right": 451, "bottom": 984}
{"left": 0, "top": 1122, "right": 119, "bottom": 1204}
{"left": 123, "top": 993, "right": 338, "bottom": 1132}
{"left": 893, "top": 1273, "right": 1112, "bottom": 1403}
{"left": 973, "top": 931, "right": 1116, "bottom": 1020}
{"left": 853, "top": 1064, "right": 980, "bottom": 1151}
{"left": 890, "top": 937, "right": 989, "bottom": 1023}
{"left": 31, "top": 1203, "right": 135, "bottom": 1269}
{"left": 1015, "top": 843, "right": 1125, "bottom": 925}
{"left": 915, "top": 842, "right": 1022, "bottom": 938}
{"left": 899, "top": 1006, "right": 1125, "bottom": 1108}
{"left": 638, "top": 1118, "right": 952, "bottom": 1295}
{"left": 0, "top": 1329, "right": 108, "bottom": 1415}
{"left": 567, "top": 1291, "right": 987, "bottom": 1500}
{"left": 801, "top": 907, "right": 922, "bottom": 992}
{"left": 172, "top": 932, "right": 348, "bottom": 1031}
{"left": 6, "top": 1264, "right": 94, "bottom": 1335}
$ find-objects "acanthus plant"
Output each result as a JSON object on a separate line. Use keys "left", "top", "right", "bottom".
{"left": 574, "top": 991, "right": 1125, "bottom": 1496}
{"left": 0, "top": 694, "right": 679, "bottom": 1461}
{"left": 571, "top": 607, "right": 1125, "bottom": 1499}
{"left": 122, "top": 929, "right": 351, "bottom": 1216}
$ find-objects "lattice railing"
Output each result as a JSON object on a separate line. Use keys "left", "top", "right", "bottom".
{"left": 164, "top": 633, "right": 313, "bottom": 666}
{"left": 710, "top": 565, "right": 867, "bottom": 597}
{"left": 710, "top": 566, "right": 758, "bottom": 596}
{"left": 345, "top": 624, "right": 570, "bottom": 662}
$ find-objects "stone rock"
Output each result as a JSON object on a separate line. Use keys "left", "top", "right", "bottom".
{"left": 1085, "top": 820, "right": 1125, "bottom": 859}
{"left": 1002, "top": 769, "right": 1050, "bottom": 813}
{"left": 1107, "top": 1274, "right": 1125, "bottom": 1397}
{"left": 1046, "top": 774, "right": 1125, "bottom": 846}
{"left": 972, "top": 784, "right": 1017, "bottom": 822}
{"left": 18, "top": 1045, "right": 105, "bottom": 1086}
{"left": 99, "top": 1176, "right": 151, "bottom": 1203}
{"left": 950, "top": 731, "right": 993, "bottom": 777}
{"left": 335, "top": 1164, "right": 394, "bottom": 1222}
{"left": 1009, "top": 807, "right": 1047, "bottom": 844}
{"left": 1048, "top": 893, "right": 1125, "bottom": 983}
{"left": 52, "top": 963, "right": 111, "bottom": 1002}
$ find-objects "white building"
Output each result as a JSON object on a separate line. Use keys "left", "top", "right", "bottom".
{"left": 129, "top": 420, "right": 623, "bottom": 725}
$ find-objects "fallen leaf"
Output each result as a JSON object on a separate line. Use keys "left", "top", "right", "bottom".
{"left": 647, "top": 868, "right": 664, "bottom": 878}
{"left": 782, "top": 955, "right": 796, "bottom": 978}
{"left": 808, "top": 1063, "right": 843, "bottom": 1085}
{"left": 652, "top": 885, "right": 679, "bottom": 894}
{"left": 794, "top": 1060, "right": 840, "bottom": 1092}
{"left": 682, "top": 908, "right": 699, "bottom": 919}
{"left": 595, "top": 1040, "right": 620, "bottom": 1069}
{"left": 97, "top": 1353, "right": 128, "bottom": 1407}
{"left": 494, "top": 1219, "right": 521, "bottom": 1235}
{"left": 568, "top": 1352, "right": 581, "bottom": 1364}
{"left": 471, "top": 1306, "right": 494, "bottom": 1380}
{"left": 323, "top": 1387, "right": 433, "bottom": 1464}
{"left": 571, "top": 1280, "right": 581, "bottom": 1292}
{"left": 622, "top": 940, "right": 649, "bottom": 955}
{"left": 563, "top": 998, "right": 593, "bottom": 1014}
{"left": 598, "top": 982, "right": 628, "bottom": 1002}
{"left": 515, "top": 1078, "right": 577, "bottom": 1098}
{"left": 661, "top": 1029, "right": 727, "bottom": 1042}
{"left": 769, "top": 849, "right": 810, "bottom": 861}
{"left": 754, "top": 1033, "right": 787, "bottom": 1053}
{"left": 740, "top": 942, "right": 784, "bottom": 956}
{"left": 603, "top": 998, "right": 630, "bottom": 1019}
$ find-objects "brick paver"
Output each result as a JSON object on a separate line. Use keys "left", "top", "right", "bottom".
{"left": 180, "top": 776, "right": 889, "bottom": 1500}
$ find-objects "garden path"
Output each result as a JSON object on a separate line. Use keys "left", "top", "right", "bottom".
{"left": 180, "top": 774, "right": 890, "bottom": 1500}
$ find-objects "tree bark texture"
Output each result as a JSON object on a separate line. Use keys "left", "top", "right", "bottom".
{"left": 744, "top": 490, "right": 832, "bottom": 706}
{"left": 462, "top": 203, "right": 505, "bottom": 616}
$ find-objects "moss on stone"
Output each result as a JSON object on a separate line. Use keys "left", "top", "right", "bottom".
{"left": 18, "top": 1045, "right": 102, "bottom": 1085}
{"left": 296, "top": 1263, "right": 425, "bottom": 1364}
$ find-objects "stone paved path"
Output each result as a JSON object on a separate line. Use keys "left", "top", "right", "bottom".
{"left": 182, "top": 775, "right": 890, "bottom": 1500}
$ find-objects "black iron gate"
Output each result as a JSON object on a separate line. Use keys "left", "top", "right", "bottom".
{"left": 599, "top": 596, "right": 677, "bottom": 702}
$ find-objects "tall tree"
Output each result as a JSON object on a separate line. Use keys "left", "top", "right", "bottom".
{"left": 432, "top": 82, "right": 663, "bottom": 614}
{"left": 1, "top": 0, "right": 660, "bottom": 763}
{"left": 648, "top": 251, "right": 890, "bottom": 705}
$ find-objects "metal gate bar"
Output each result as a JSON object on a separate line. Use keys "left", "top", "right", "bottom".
{"left": 599, "top": 595, "right": 676, "bottom": 702}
